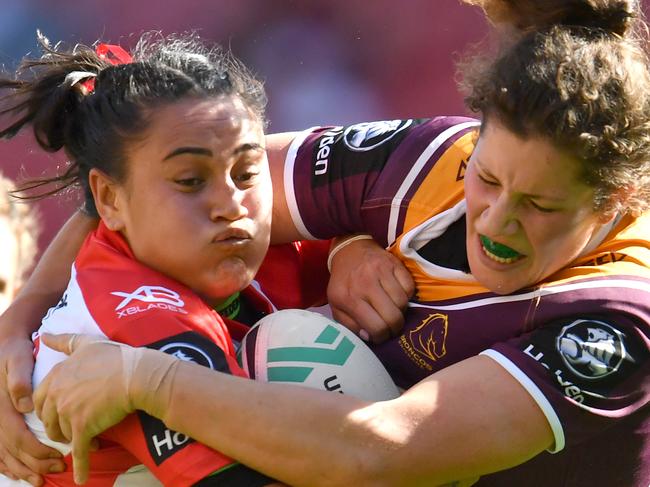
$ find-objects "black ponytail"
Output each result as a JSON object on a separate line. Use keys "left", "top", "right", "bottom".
{"left": 0, "top": 32, "right": 267, "bottom": 215}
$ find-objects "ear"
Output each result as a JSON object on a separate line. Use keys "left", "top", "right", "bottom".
{"left": 88, "top": 168, "right": 126, "bottom": 231}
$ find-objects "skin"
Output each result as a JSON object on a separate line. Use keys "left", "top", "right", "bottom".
{"left": 0, "top": 215, "right": 18, "bottom": 313}
{"left": 464, "top": 119, "right": 613, "bottom": 294}
{"left": 94, "top": 95, "right": 272, "bottom": 306}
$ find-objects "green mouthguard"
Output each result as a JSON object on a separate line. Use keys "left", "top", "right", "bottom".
{"left": 479, "top": 235, "right": 521, "bottom": 259}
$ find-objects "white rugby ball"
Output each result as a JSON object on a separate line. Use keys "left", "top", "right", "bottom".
{"left": 239, "top": 309, "right": 400, "bottom": 401}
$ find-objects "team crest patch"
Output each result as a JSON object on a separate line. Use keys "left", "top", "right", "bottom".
{"left": 159, "top": 341, "right": 215, "bottom": 368}
{"left": 399, "top": 312, "right": 449, "bottom": 371}
{"left": 343, "top": 120, "right": 412, "bottom": 152}
{"left": 556, "top": 319, "right": 626, "bottom": 380}
{"left": 140, "top": 332, "right": 231, "bottom": 464}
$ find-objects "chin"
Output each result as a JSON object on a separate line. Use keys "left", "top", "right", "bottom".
{"left": 470, "top": 265, "right": 528, "bottom": 295}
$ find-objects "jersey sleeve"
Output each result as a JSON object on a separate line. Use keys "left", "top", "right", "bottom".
{"left": 481, "top": 312, "right": 649, "bottom": 453}
{"left": 284, "top": 117, "right": 479, "bottom": 246}
{"left": 255, "top": 240, "right": 331, "bottom": 309}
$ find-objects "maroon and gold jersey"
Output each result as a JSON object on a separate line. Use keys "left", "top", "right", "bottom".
{"left": 285, "top": 117, "right": 650, "bottom": 486}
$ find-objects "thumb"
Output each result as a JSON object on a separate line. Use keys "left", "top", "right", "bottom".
{"left": 40, "top": 333, "right": 101, "bottom": 355}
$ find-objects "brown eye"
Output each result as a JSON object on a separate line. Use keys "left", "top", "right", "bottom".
{"left": 175, "top": 177, "right": 204, "bottom": 187}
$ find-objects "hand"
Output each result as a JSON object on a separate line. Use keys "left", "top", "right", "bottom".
{"left": 0, "top": 322, "right": 64, "bottom": 485}
{"left": 33, "top": 333, "right": 134, "bottom": 485}
{"left": 327, "top": 237, "right": 415, "bottom": 343}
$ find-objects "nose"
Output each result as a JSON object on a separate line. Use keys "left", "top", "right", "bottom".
{"left": 480, "top": 194, "right": 519, "bottom": 236}
{"left": 208, "top": 178, "right": 248, "bottom": 222}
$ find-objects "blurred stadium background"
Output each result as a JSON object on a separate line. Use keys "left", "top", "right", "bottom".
{"left": 0, "top": 0, "right": 647, "bottom": 254}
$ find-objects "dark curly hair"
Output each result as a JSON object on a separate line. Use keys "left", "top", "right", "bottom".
{"left": 461, "top": 0, "right": 650, "bottom": 215}
{"left": 0, "top": 32, "right": 267, "bottom": 215}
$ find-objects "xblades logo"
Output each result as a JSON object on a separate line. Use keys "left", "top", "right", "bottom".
{"left": 111, "top": 286, "right": 185, "bottom": 310}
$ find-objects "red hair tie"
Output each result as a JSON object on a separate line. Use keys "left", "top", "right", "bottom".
{"left": 80, "top": 43, "right": 133, "bottom": 94}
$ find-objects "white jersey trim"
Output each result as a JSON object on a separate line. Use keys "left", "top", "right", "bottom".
{"left": 386, "top": 121, "right": 480, "bottom": 245}
{"left": 408, "top": 277, "right": 650, "bottom": 312}
{"left": 399, "top": 199, "right": 477, "bottom": 282}
{"left": 481, "top": 349, "right": 565, "bottom": 453}
{"left": 284, "top": 127, "right": 322, "bottom": 240}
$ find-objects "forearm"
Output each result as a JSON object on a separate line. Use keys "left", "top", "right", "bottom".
{"left": 266, "top": 132, "right": 305, "bottom": 244}
{"left": 135, "top": 353, "right": 554, "bottom": 486}
{"left": 1, "top": 210, "right": 98, "bottom": 337}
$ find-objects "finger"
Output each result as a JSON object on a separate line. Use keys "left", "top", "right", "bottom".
{"left": 0, "top": 446, "right": 44, "bottom": 486}
{"left": 37, "top": 393, "right": 69, "bottom": 444}
{"left": 0, "top": 387, "right": 63, "bottom": 465}
{"left": 342, "top": 275, "right": 405, "bottom": 340}
{"left": 71, "top": 430, "right": 91, "bottom": 485}
{"left": 40, "top": 333, "right": 78, "bottom": 355}
{"left": 0, "top": 453, "right": 18, "bottom": 481}
{"left": 32, "top": 366, "right": 53, "bottom": 420}
{"left": 342, "top": 298, "right": 393, "bottom": 344}
{"left": 4, "top": 341, "right": 36, "bottom": 413}
{"left": 377, "top": 271, "right": 411, "bottom": 311}
{"left": 331, "top": 308, "right": 362, "bottom": 336}
{"left": 392, "top": 263, "right": 416, "bottom": 299}
{"left": 361, "top": 295, "right": 404, "bottom": 341}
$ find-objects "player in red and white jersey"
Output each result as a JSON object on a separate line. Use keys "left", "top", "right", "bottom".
{"left": 0, "top": 33, "right": 328, "bottom": 487}
{"left": 23, "top": 222, "right": 327, "bottom": 487}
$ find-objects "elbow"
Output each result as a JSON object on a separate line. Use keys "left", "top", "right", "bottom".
{"left": 326, "top": 402, "right": 414, "bottom": 487}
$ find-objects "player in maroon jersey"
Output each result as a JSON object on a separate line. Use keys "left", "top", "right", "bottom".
{"left": 2, "top": 0, "right": 650, "bottom": 486}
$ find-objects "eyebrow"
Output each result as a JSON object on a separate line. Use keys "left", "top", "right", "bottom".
{"left": 163, "top": 143, "right": 265, "bottom": 161}
{"left": 475, "top": 158, "right": 566, "bottom": 202}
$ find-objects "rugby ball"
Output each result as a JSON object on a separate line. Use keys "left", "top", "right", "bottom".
{"left": 238, "top": 309, "right": 400, "bottom": 401}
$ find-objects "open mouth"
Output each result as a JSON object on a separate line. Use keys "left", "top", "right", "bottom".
{"left": 479, "top": 235, "right": 524, "bottom": 264}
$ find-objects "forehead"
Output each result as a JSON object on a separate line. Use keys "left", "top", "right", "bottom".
{"left": 136, "top": 96, "right": 263, "bottom": 152}
{"left": 474, "top": 121, "right": 591, "bottom": 200}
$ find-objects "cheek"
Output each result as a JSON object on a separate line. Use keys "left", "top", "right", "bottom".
{"left": 247, "top": 183, "right": 273, "bottom": 225}
{"left": 463, "top": 173, "right": 485, "bottom": 221}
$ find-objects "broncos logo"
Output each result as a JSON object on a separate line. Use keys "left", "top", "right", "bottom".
{"left": 409, "top": 313, "right": 449, "bottom": 361}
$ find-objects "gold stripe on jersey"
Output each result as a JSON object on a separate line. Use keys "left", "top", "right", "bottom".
{"left": 388, "top": 131, "right": 650, "bottom": 303}
{"left": 402, "top": 130, "right": 477, "bottom": 231}
{"left": 546, "top": 212, "right": 650, "bottom": 285}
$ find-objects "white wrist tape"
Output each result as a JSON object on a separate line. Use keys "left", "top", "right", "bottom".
{"left": 121, "top": 345, "right": 144, "bottom": 397}
{"left": 327, "top": 234, "right": 374, "bottom": 272}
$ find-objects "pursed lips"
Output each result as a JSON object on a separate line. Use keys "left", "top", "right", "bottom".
{"left": 212, "top": 227, "right": 253, "bottom": 244}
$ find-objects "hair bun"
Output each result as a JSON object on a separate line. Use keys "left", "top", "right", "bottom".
{"left": 562, "top": 1, "right": 637, "bottom": 37}
{"left": 466, "top": 0, "right": 638, "bottom": 37}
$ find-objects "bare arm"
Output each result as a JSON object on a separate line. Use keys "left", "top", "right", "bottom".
{"left": 5, "top": 210, "right": 98, "bottom": 328}
{"left": 36, "top": 335, "right": 553, "bottom": 487}
{"left": 158, "top": 355, "right": 553, "bottom": 486}
{"left": 266, "top": 132, "right": 304, "bottom": 244}
{"left": 0, "top": 210, "right": 97, "bottom": 483}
